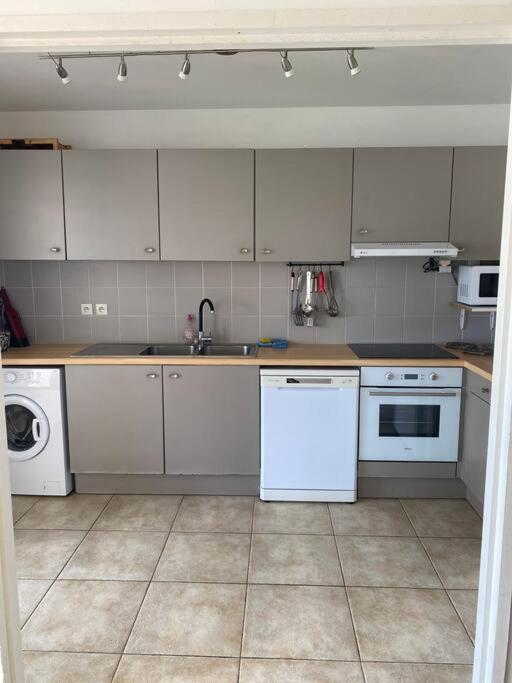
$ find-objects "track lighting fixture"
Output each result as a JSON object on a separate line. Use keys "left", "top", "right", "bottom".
{"left": 346, "top": 49, "right": 360, "bottom": 76}
{"left": 55, "top": 58, "right": 71, "bottom": 85}
{"left": 117, "top": 55, "right": 127, "bottom": 82}
{"left": 45, "top": 47, "right": 370, "bottom": 84}
{"left": 280, "top": 51, "right": 295, "bottom": 78}
{"left": 179, "top": 53, "right": 191, "bottom": 80}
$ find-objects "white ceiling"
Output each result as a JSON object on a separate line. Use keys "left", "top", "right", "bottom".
{"left": 0, "top": 45, "right": 510, "bottom": 111}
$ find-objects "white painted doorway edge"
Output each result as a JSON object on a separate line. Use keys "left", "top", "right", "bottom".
{"left": 0, "top": 6, "right": 511, "bottom": 682}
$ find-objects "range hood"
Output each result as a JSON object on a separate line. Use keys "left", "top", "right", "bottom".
{"left": 351, "top": 242, "right": 459, "bottom": 258}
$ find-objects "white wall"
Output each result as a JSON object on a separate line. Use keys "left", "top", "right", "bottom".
{"left": 0, "top": 104, "right": 508, "bottom": 148}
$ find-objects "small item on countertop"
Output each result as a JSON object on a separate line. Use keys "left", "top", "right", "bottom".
{"left": 0, "top": 288, "right": 29, "bottom": 347}
{"left": 445, "top": 341, "right": 494, "bottom": 356}
{"left": 258, "top": 338, "right": 289, "bottom": 349}
{"left": 183, "top": 313, "right": 198, "bottom": 344}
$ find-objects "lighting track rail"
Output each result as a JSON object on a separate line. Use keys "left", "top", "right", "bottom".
{"left": 41, "top": 47, "right": 370, "bottom": 84}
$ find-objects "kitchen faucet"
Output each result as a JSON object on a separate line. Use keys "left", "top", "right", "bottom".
{"left": 197, "top": 298, "right": 215, "bottom": 350}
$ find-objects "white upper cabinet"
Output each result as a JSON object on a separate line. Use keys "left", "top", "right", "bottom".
{"left": 63, "top": 150, "right": 159, "bottom": 260}
{"left": 255, "top": 149, "right": 353, "bottom": 262}
{"left": 158, "top": 150, "right": 254, "bottom": 261}
{"left": 352, "top": 147, "right": 453, "bottom": 243}
{"left": 0, "top": 150, "right": 65, "bottom": 260}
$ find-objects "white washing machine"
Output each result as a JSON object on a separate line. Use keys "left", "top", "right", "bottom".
{"left": 4, "top": 367, "right": 73, "bottom": 496}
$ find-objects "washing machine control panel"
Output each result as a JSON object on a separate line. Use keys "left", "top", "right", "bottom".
{"left": 3, "top": 369, "right": 56, "bottom": 388}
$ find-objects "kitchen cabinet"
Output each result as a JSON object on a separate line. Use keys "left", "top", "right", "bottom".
{"left": 66, "top": 366, "right": 164, "bottom": 474}
{"left": 0, "top": 151, "right": 65, "bottom": 260}
{"left": 63, "top": 150, "right": 159, "bottom": 260}
{"left": 159, "top": 150, "right": 254, "bottom": 261}
{"left": 255, "top": 149, "right": 353, "bottom": 262}
{"left": 164, "top": 366, "right": 260, "bottom": 475}
{"left": 352, "top": 147, "right": 453, "bottom": 243}
{"left": 460, "top": 372, "right": 491, "bottom": 515}
{"left": 450, "top": 146, "right": 507, "bottom": 260}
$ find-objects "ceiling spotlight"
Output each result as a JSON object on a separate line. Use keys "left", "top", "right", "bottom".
{"left": 117, "top": 55, "right": 127, "bottom": 82}
{"left": 55, "top": 58, "right": 71, "bottom": 85}
{"left": 346, "top": 49, "right": 360, "bottom": 76}
{"left": 179, "top": 53, "right": 191, "bottom": 80}
{"left": 280, "top": 51, "right": 294, "bottom": 78}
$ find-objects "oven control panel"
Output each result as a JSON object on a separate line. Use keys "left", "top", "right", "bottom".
{"left": 360, "top": 366, "right": 463, "bottom": 388}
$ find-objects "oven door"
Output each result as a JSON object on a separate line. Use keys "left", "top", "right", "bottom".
{"left": 359, "top": 387, "right": 461, "bottom": 462}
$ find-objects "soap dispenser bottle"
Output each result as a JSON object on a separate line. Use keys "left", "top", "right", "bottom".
{"left": 183, "top": 314, "right": 198, "bottom": 344}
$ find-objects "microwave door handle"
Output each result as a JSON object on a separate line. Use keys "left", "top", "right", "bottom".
{"left": 368, "top": 391, "right": 458, "bottom": 398}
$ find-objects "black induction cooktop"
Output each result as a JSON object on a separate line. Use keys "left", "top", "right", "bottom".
{"left": 349, "top": 343, "right": 458, "bottom": 360}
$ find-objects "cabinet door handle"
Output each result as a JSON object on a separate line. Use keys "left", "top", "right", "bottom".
{"left": 144, "top": 247, "right": 156, "bottom": 253}
{"left": 169, "top": 373, "right": 181, "bottom": 379}
{"left": 261, "top": 249, "right": 273, "bottom": 255}
{"left": 240, "top": 248, "right": 251, "bottom": 254}
{"left": 358, "top": 228, "right": 369, "bottom": 235}
{"left": 50, "top": 246, "right": 61, "bottom": 253}
{"left": 146, "top": 373, "right": 159, "bottom": 379}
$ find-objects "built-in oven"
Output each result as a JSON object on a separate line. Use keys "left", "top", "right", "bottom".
{"left": 359, "top": 367, "right": 463, "bottom": 462}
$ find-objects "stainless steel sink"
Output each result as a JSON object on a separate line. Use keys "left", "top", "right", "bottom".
{"left": 73, "top": 342, "right": 256, "bottom": 358}
{"left": 200, "top": 344, "right": 256, "bottom": 357}
{"left": 139, "top": 344, "right": 197, "bottom": 356}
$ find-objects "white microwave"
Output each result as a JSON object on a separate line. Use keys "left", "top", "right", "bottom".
{"left": 457, "top": 265, "right": 499, "bottom": 306}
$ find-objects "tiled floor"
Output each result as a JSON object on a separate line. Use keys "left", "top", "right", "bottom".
{"left": 12, "top": 494, "right": 480, "bottom": 682}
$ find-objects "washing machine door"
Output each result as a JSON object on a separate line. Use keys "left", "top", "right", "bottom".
{"left": 5, "top": 394, "right": 50, "bottom": 462}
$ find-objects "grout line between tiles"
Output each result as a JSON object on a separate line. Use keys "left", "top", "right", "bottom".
{"left": 110, "top": 494, "right": 186, "bottom": 678}
{"left": 238, "top": 496, "right": 256, "bottom": 682}
{"left": 18, "top": 494, "right": 114, "bottom": 637}
{"left": 399, "top": 500, "right": 476, "bottom": 650}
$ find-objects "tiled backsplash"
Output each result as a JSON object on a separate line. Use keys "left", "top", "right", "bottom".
{"left": 0, "top": 259, "right": 493, "bottom": 345}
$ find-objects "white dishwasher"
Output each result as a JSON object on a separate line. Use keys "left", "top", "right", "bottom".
{"left": 260, "top": 368, "right": 360, "bottom": 502}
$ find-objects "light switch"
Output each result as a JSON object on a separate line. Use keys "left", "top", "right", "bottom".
{"left": 95, "top": 303, "right": 108, "bottom": 316}
{"left": 81, "top": 303, "right": 93, "bottom": 315}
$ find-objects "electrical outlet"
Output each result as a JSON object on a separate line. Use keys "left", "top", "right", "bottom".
{"left": 95, "top": 303, "right": 108, "bottom": 316}
{"left": 81, "top": 303, "right": 93, "bottom": 316}
{"left": 439, "top": 265, "right": 452, "bottom": 274}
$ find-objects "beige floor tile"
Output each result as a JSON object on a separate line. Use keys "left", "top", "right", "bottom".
{"left": 94, "top": 494, "right": 182, "bottom": 531}
{"left": 422, "top": 538, "right": 481, "bottom": 589}
{"left": 173, "top": 496, "right": 253, "bottom": 533}
{"left": 337, "top": 536, "right": 441, "bottom": 588}
{"left": 15, "top": 529, "right": 86, "bottom": 579}
{"left": 348, "top": 587, "right": 474, "bottom": 664}
{"left": 362, "top": 662, "right": 473, "bottom": 682}
{"left": 61, "top": 530, "right": 167, "bottom": 581}
{"left": 126, "top": 581, "right": 246, "bottom": 656}
{"left": 249, "top": 534, "right": 343, "bottom": 585}
{"left": 242, "top": 584, "right": 359, "bottom": 661}
{"left": 401, "top": 500, "right": 482, "bottom": 538}
{"left": 253, "top": 500, "right": 332, "bottom": 534}
{"left": 448, "top": 590, "right": 478, "bottom": 642}
{"left": 15, "top": 494, "right": 111, "bottom": 530}
{"left": 17, "top": 579, "right": 52, "bottom": 627}
{"left": 23, "top": 652, "right": 120, "bottom": 683}
{"left": 12, "top": 496, "right": 38, "bottom": 524}
{"left": 154, "top": 532, "right": 250, "bottom": 583}
{"left": 22, "top": 579, "right": 147, "bottom": 653}
{"left": 330, "top": 499, "right": 414, "bottom": 536}
{"left": 113, "top": 655, "right": 239, "bottom": 682}
{"left": 240, "top": 659, "right": 364, "bottom": 682}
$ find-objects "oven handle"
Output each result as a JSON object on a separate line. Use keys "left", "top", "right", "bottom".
{"left": 368, "top": 391, "right": 458, "bottom": 398}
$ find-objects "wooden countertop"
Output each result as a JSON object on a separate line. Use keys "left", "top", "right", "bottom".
{"left": 1, "top": 343, "right": 493, "bottom": 381}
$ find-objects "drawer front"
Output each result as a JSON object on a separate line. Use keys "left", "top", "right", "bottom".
{"left": 466, "top": 371, "right": 492, "bottom": 404}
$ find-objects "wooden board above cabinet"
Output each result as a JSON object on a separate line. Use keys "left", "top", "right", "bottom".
{"left": 63, "top": 150, "right": 160, "bottom": 260}
{"left": 255, "top": 149, "right": 353, "bottom": 262}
